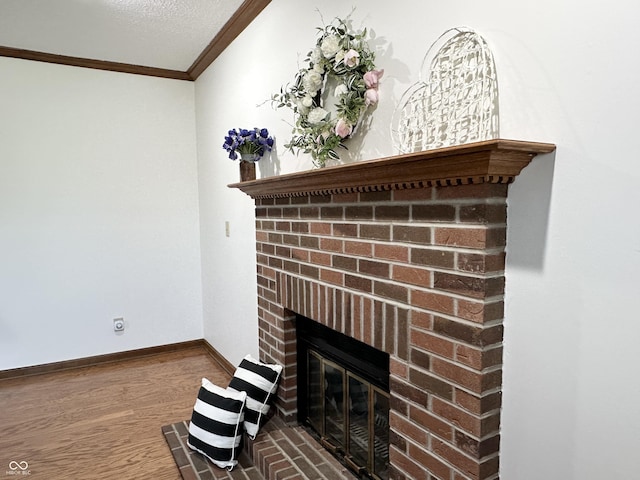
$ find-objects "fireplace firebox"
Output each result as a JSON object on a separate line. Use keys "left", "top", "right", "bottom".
{"left": 297, "top": 315, "right": 390, "bottom": 479}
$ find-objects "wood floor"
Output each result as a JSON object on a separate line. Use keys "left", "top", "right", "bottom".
{"left": 0, "top": 346, "right": 231, "bottom": 479}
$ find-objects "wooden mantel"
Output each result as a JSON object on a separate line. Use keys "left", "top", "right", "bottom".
{"left": 228, "top": 139, "right": 555, "bottom": 199}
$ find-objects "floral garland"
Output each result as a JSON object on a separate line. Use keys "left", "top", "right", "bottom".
{"left": 272, "top": 16, "right": 383, "bottom": 167}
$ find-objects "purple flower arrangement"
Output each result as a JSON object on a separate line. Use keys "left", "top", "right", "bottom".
{"left": 223, "top": 128, "right": 274, "bottom": 161}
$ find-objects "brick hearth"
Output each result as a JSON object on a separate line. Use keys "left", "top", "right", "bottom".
{"left": 230, "top": 140, "right": 555, "bottom": 480}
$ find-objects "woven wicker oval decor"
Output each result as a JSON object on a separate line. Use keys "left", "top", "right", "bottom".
{"left": 391, "top": 27, "right": 499, "bottom": 154}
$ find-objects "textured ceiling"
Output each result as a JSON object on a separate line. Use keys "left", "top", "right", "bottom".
{"left": 0, "top": 0, "right": 247, "bottom": 72}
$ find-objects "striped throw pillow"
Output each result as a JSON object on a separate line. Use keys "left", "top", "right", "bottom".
{"left": 227, "top": 355, "right": 282, "bottom": 439}
{"left": 187, "top": 378, "right": 247, "bottom": 470}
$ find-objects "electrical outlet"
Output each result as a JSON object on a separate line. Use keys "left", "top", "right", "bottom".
{"left": 113, "top": 318, "right": 125, "bottom": 332}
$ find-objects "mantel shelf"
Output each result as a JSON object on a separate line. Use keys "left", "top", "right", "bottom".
{"left": 228, "top": 139, "right": 556, "bottom": 198}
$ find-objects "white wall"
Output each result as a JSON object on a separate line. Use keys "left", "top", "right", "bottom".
{"left": 0, "top": 58, "right": 203, "bottom": 369}
{"left": 195, "top": 65, "right": 260, "bottom": 365}
{"left": 195, "top": 0, "right": 640, "bottom": 478}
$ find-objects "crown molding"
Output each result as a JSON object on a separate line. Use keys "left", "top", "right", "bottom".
{"left": 0, "top": 0, "right": 271, "bottom": 81}
{"left": 187, "top": 0, "right": 271, "bottom": 80}
{"left": 0, "top": 46, "right": 191, "bottom": 80}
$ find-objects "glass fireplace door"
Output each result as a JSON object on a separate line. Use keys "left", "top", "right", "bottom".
{"left": 306, "top": 349, "right": 389, "bottom": 480}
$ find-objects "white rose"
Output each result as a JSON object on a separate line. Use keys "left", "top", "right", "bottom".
{"left": 321, "top": 35, "right": 341, "bottom": 58}
{"left": 307, "top": 107, "right": 328, "bottom": 124}
{"left": 302, "top": 70, "right": 323, "bottom": 94}
{"left": 302, "top": 95, "right": 313, "bottom": 107}
{"left": 313, "top": 63, "right": 325, "bottom": 74}
{"left": 334, "top": 84, "right": 349, "bottom": 97}
{"left": 310, "top": 47, "right": 323, "bottom": 65}
{"left": 295, "top": 99, "right": 309, "bottom": 115}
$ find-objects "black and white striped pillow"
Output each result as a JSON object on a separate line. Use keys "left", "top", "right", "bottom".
{"left": 227, "top": 355, "right": 282, "bottom": 439}
{"left": 187, "top": 378, "right": 247, "bottom": 470}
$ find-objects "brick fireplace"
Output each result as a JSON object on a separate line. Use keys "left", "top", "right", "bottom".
{"left": 230, "top": 140, "right": 555, "bottom": 480}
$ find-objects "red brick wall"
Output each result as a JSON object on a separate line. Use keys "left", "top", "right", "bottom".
{"left": 254, "top": 183, "right": 508, "bottom": 480}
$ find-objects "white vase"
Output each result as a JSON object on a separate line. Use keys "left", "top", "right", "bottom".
{"left": 240, "top": 152, "right": 260, "bottom": 162}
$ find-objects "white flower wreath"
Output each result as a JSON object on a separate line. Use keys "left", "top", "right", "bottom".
{"left": 272, "top": 16, "right": 383, "bottom": 167}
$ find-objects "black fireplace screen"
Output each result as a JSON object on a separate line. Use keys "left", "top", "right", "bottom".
{"left": 297, "top": 316, "right": 389, "bottom": 480}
